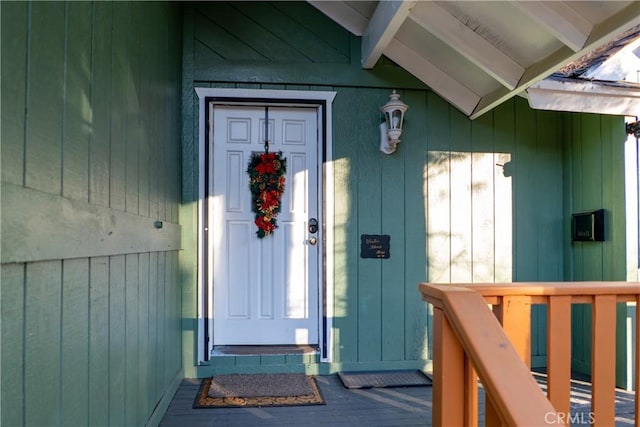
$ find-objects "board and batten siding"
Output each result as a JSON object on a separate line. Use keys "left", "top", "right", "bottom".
{"left": 176, "top": 1, "right": 630, "bottom": 377}
{"left": 563, "top": 112, "right": 629, "bottom": 384}
{"left": 1, "top": 2, "right": 183, "bottom": 426}
{"left": 420, "top": 94, "right": 566, "bottom": 367}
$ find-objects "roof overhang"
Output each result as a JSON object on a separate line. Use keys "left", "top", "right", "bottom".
{"left": 308, "top": 1, "right": 640, "bottom": 119}
{"left": 527, "top": 78, "right": 640, "bottom": 116}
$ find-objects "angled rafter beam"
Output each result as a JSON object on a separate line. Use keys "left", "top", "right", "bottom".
{"left": 409, "top": 2, "right": 525, "bottom": 90}
{"left": 361, "top": 0, "right": 416, "bottom": 69}
{"left": 385, "top": 38, "right": 481, "bottom": 116}
{"left": 307, "top": 1, "right": 368, "bottom": 36}
{"left": 511, "top": 1, "right": 592, "bottom": 52}
{"left": 471, "top": 2, "right": 640, "bottom": 119}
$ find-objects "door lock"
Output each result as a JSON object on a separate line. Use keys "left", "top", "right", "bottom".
{"left": 308, "top": 218, "right": 318, "bottom": 234}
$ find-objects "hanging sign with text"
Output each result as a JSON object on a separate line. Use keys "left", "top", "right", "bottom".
{"left": 360, "top": 234, "right": 391, "bottom": 259}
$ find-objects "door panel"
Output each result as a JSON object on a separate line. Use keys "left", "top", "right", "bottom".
{"left": 210, "top": 105, "right": 319, "bottom": 345}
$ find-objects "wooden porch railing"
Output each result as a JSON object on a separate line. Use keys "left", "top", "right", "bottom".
{"left": 419, "top": 281, "right": 640, "bottom": 427}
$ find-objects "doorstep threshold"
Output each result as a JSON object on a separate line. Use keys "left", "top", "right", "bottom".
{"left": 211, "top": 345, "right": 319, "bottom": 356}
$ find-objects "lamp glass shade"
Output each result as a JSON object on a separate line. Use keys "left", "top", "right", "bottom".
{"left": 381, "top": 90, "right": 408, "bottom": 143}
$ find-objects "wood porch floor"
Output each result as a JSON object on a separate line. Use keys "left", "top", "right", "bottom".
{"left": 160, "top": 373, "right": 636, "bottom": 426}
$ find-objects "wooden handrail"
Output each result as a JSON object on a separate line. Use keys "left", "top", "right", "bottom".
{"left": 421, "top": 284, "right": 563, "bottom": 426}
{"left": 420, "top": 281, "right": 640, "bottom": 427}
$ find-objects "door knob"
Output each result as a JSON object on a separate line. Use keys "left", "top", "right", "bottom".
{"left": 308, "top": 237, "right": 317, "bottom": 245}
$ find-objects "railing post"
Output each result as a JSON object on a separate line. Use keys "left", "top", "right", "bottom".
{"left": 487, "top": 295, "right": 531, "bottom": 427}
{"left": 591, "top": 295, "right": 617, "bottom": 426}
{"left": 546, "top": 295, "right": 572, "bottom": 417}
{"left": 433, "top": 307, "right": 465, "bottom": 426}
{"left": 464, "top": 360, "right": 478, "bottom": 426}
{"left": 494, "top": 296, "right": 531, "bottom": 367}
{"left": 486, "top": 305, "right": 504, "bottom": 427}
{"left": 485, "top": 394, "right": 502, "bottom": 427}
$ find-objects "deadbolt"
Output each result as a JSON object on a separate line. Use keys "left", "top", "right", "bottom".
{"left": 308, "top": 218, "right": 318, "bottom": 234}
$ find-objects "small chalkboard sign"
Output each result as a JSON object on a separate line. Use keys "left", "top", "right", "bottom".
{"left": 360, "top": 234, "right": 390, "bottom": 259}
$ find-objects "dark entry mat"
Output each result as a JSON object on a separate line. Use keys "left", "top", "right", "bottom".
{"left": 338, "top": 370, "right": 432, "bottom": 389}
{"left": 194, "top": 373, "right": 325, "bottom": 408}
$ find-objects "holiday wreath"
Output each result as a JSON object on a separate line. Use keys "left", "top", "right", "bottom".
{"left": 247, "top": 151, "right": 287, "bottom": 238}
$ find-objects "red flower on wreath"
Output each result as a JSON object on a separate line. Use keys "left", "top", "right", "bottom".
{"left": 259, "top": 190, "right": 280, "bottom": 211}
{"left": 254, "top": 216, "right": 276, "bottom": 234}
{"left": 247, "top": 151, "right": 287, "bottom": 238}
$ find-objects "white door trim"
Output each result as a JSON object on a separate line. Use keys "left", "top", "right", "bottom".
{"left": 194, "top": 87, "right": 336, "bottom": 364}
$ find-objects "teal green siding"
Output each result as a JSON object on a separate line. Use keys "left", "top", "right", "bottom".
{"left": 563, "top": 113, "right": 628, "bottom": 384}
{"left": 178, "top": 1, "right": 632, "bottom": 378}
{"left": 1, "top": 2, "right": 184, "bottom": 426}
{"left": 4, "top": 0, "right": 631, "bottom": 421}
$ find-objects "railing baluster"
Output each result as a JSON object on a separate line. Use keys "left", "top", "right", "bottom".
{"left": 485, "top": 394, "right": 503, "bottom": 427}
{"left": 433, "top": 307, "right": 465, "bottom": 426}
{"left": 488, "top": 296, "right": 530, "bottom": 427}
{"left": 547, "top": 295, "right": 572, "bottom": 417}
{"left": 591, "top": 294, "right": 617, "bottom": 426}
{"left": 464, "top": 359, "right": 478, "bottom": 426}
{"left": 499, "top": 295, "right": 532, "bottom": 367}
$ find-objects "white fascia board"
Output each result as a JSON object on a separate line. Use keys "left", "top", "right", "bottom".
{"left": 527, "top": 79, "right": 640, "bottom": 116}
{"left": 362, "top": 0, "right": 416, "bottom": 69}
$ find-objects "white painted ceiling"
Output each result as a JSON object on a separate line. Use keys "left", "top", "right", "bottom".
{"left": 308, "top": 0, "right": 640, "bottom": 118}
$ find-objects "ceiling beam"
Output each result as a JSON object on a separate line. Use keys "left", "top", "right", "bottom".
{"left": 361, "top": 0, "right": 416, "bottom": 69}
{"left": 471, "top": 2, "right": 640, "bottom": 119}
{"left": 385, "top": 38, "right": 480, "bottom": 116}
{"left": 511, "top": 1, "right": 592, "bottom": 52}
{"left": 409, "top": 2, "right": 525, "bottom": 90}
{"left": 307, "top": 1, "right": 368, "bottom": 36}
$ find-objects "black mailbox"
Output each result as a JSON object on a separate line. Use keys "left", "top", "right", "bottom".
{"left": 572, "top": 209, "right": 605, "bottom": 242}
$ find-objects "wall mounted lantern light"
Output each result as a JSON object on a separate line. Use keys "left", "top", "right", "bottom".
{"left": 380, "top": 90, "right": 408, "bottom": 154}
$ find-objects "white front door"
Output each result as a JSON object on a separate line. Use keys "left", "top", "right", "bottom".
{"left": 209, "top": 105, "right": 320, "bottom": 345}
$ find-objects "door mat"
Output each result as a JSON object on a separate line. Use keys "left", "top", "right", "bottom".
{"left": 194, "top": 373, "right": 325, "bottom": 408}
{"left": 338, "top": 370, "right": 432, "bottom": 389}
{"left": 212, "top": 345, "right": 319, "bottom": 356}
